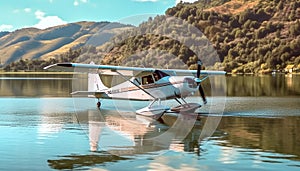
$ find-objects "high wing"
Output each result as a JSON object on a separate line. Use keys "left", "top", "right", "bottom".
{"left": 162, "top": 69, "right": 226, "bottom": 76}
{"left": 44, "top": 63, "right": 155, "bottom": 76}
{"left": 44, "top": 63, "right": 226, "bottom": 76}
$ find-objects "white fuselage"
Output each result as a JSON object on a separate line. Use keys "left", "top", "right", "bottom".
{"left": 104, "top": 76, "right": 198, "bottom": 101}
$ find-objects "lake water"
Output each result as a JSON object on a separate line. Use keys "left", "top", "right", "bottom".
{"left": 0, "top": 73, "right": 300, "bottom": 170}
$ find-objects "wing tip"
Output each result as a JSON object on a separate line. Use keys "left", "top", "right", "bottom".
{"left": 43, "top": 63, "right": 73, "bottom": 70}
{"left": 43, "top": 63, "right": 57, "bottom": 70}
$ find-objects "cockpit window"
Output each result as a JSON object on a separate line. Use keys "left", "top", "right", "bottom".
{"left": 142, "top": 75, "right": 154, "bottom": 85}
{"left": 140, "top": 71, "right": 169, "bottom": 85}
{"left": 154, "top": 70, "right": 169, "bottom": 80}
{"left": 153, "top": 73, "right": 159, "bottom": 81}
{"left": 133, "top": 78, "right": 141, "bottom": 85}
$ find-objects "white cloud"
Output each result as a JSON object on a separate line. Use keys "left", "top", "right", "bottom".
{"left": 24, "top": 8, "right": 31, "bottom": 13}
{"left": 34, "top": 16, "right": 67, "bottom": 29}
{"left": 175, "top": 0, "right": 198, "bottom": 4}
{"left": 0, "top": 24, "right": 14, "bottom": 32}
{"left": 73, "top": 0, "right": 88, "bottom": 6}
{"left": 35, "top": 10, "right": 46, "bottom": 20}
{"left": 33, "top": 10, "right": 67, "bottom": 29}
{"left": 13, "top": 8, "right": 31, "bottom": 14}
{"left": 74, "top": 0, "right": 79, "bottom": 6}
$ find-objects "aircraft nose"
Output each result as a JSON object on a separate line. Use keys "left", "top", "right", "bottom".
{"left": 183, "top": 77, "right": 197, "bottom": 89}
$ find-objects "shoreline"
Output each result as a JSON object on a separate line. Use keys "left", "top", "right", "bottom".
{"left": 1, "top": 71, "right": 299, "bottom": 75}
{"left": 0, "top": 71, "right": 79, "bottom": 75}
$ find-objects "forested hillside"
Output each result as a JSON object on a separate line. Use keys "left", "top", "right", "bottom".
{"left": 166, "top": 0, "right": 300, "bottom": 73}
{"left": 3, "top": 0, "right": 300, "bottom": 73}
{"left": 102, "top": 0, "right": 300, "bottom": 73}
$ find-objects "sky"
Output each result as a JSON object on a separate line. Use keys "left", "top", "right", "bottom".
{"left": 0, "top": 0, "right": 198, "bottom": 32}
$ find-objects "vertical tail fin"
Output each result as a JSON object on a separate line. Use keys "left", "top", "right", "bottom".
{"left": 88, "top": 62, "right": 108, "bottom": 92}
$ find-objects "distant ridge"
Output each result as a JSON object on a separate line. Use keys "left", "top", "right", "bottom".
{"left": 2, "top": 0, "right": 300, "bottom": 73}
{"left": 0, "top": 21, "right": 130, "bottom": 65}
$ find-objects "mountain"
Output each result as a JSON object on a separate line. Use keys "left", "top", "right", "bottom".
{"left": 165, "top": 0, "right": 300, "bottom": 73}
{"left": 2, "top": 0, "right": 300, "bottom": 73}
{"left": 100, "top": 0, "right": 300, "bottom": 73}
{"left": 0, "top": 21, "right": 131, "bottom": 65}
{"left": 88, "top": 0, "right": 300, "bottom": 73}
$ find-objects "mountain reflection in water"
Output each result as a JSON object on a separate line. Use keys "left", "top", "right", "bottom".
{"left": 1, "top": 74, "right": 300, "bottom": 170}
{"left": 46, "top": 97, "right": 300, "bottom": 170}
{"left": 1, "top": 74, "right": 300, "bottom": 97}
{"left": 217, "top": 116, "right": 300, "bottom": 161}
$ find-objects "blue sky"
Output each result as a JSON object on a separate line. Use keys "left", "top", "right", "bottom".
{"left": 0, "top": 0, "right": 197, "bottom": 32}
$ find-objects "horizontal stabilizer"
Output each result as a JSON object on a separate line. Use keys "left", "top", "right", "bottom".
{"left": 71, "top": 91, "right": 109, "bottom": 98}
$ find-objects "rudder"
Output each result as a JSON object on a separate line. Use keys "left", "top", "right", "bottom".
{"left": 88, "top": 62, "right": 108, "bottom": 92}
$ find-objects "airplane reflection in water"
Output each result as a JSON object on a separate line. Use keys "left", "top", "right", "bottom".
{"left": 48, "top": 109, "right": 204, "bottom": 170}
{"left": 76, "top": 109, "right": 203, "bottom": 154}
{"left": 46, "top": 106, "right": 300, "bottom": 170}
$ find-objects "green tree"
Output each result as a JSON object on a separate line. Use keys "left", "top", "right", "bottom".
{"left": 289, "top": 20, "right": 300, "bottom": 37}
{"left": 277, "top": 1, "right": 284, "bottom": 10}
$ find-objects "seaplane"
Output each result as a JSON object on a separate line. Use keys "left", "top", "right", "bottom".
{"left": 44, "top": 60, "right": 225, "bottom": 118}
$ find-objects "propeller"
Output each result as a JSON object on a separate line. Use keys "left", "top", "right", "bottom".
{"left": 196, "top": 60, "right": 207, "bottom": 104}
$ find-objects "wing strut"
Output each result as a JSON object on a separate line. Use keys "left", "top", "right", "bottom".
{"left": 115, "top": 71, "right": 156, "bottom": 99}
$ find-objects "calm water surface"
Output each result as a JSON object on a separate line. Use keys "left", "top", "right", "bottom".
{"left": 0, "top": 73, "right": 299, "bottom": 171}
